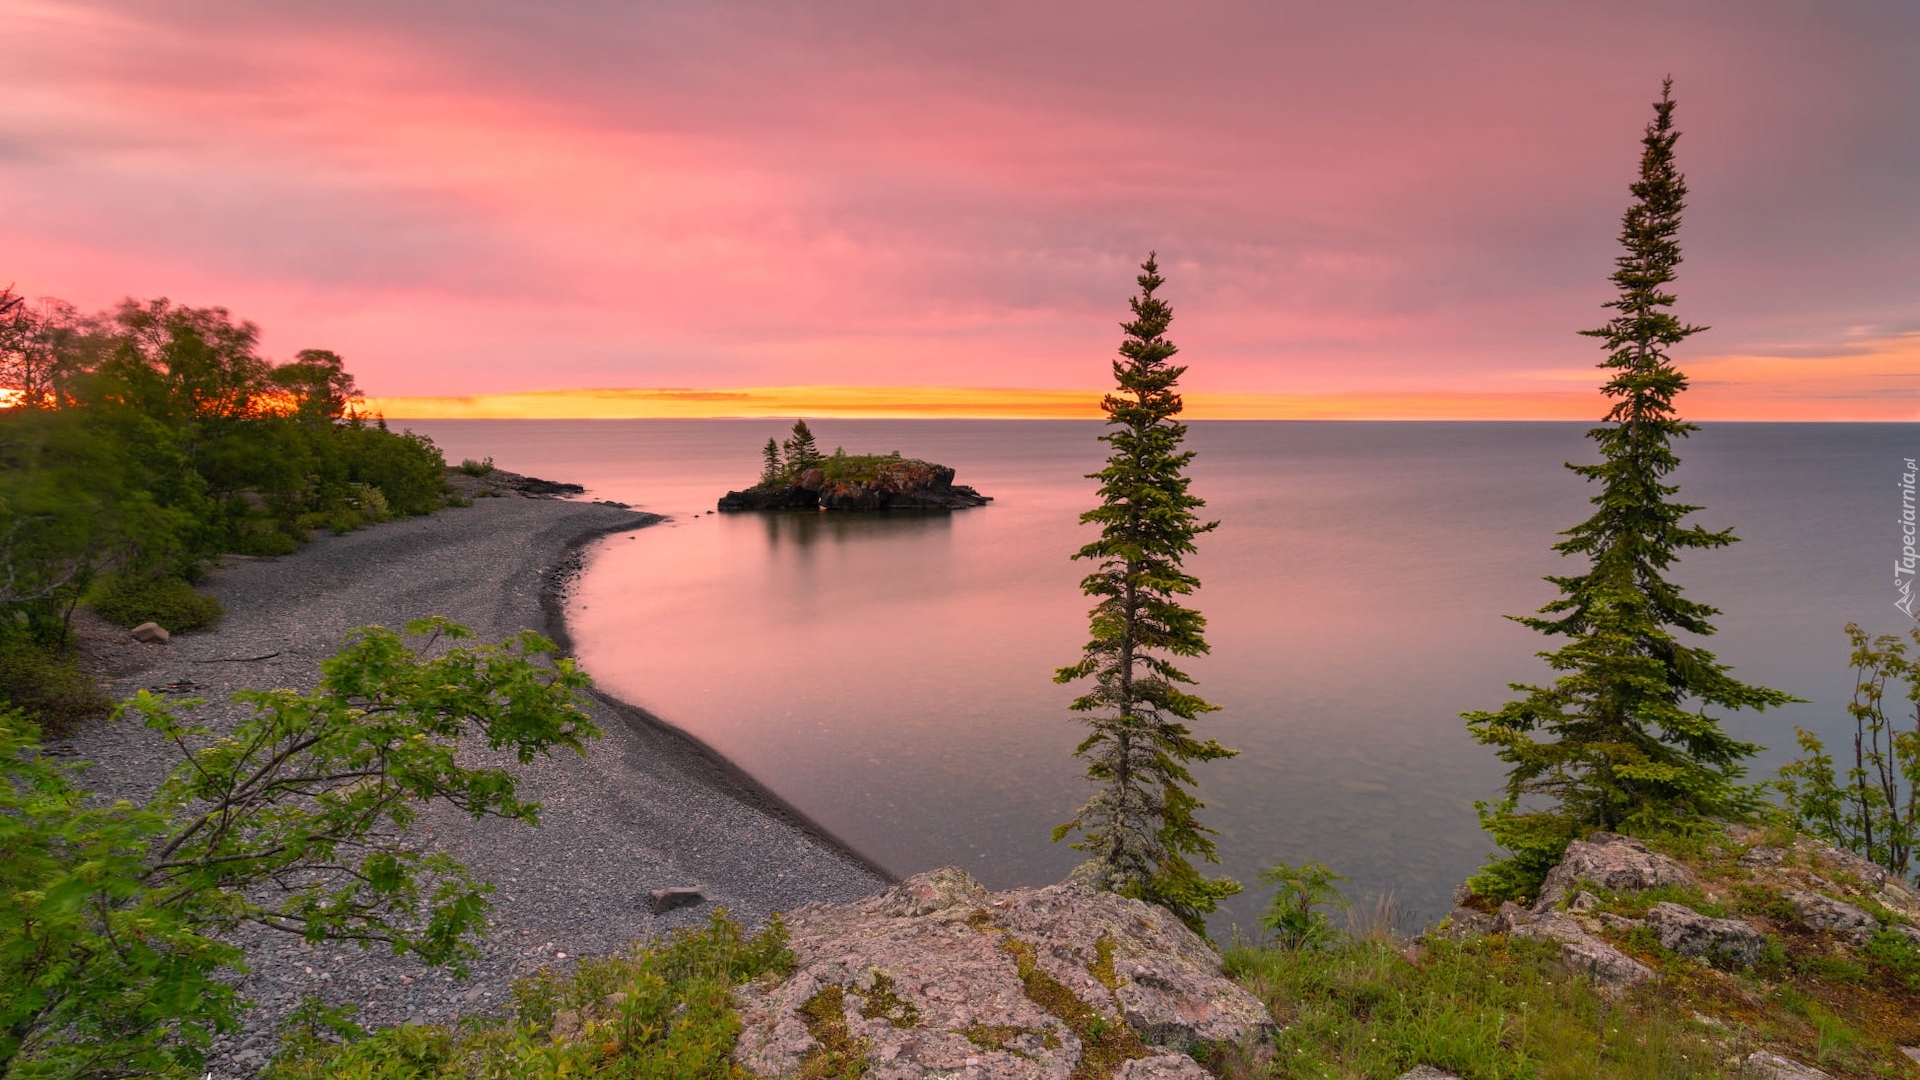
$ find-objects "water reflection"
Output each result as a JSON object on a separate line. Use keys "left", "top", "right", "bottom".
{"left": 758, "top": 509, "right": 955, "bottom": 549}
{"left": 404, "top": 419, "right": 1917, "bottom": 930}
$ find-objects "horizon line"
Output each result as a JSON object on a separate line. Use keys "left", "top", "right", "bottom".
{"left": 361, "top": 384, "right": 1919, "bottom": 422}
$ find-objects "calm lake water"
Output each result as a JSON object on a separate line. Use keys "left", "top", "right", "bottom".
{"left": 403, "top": 419, "right": 1916, "bottom": 930}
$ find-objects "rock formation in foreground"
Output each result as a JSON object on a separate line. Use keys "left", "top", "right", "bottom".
{"left": 719, "top": 459, "right": 991, "bottom": 512}
{"left": 732, "top": 867, "right": 1272, "bottom": 1080}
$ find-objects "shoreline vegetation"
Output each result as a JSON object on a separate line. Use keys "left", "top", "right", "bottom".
{"left": 717, "top": 418, "right": 991, "bottom": 512}
{"left": 6, "top": 81, "right": 1920, "bottom": 1080}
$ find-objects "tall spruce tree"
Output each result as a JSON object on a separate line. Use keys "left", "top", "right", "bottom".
{"left": 1055, "top": 253, "right": 1238, "bottom": 933}
{"left": 759, "top": 437, "right": 784, "bottom": 486}
{"left": 783, "top": 419, "right": 823, "bottom": 473}
{"left": 1464, "top": 80, "right": 1797, "bottom": 899}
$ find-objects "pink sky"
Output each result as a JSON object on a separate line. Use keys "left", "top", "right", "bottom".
{"left": 2, "top": 1, "right": 1916, "bottom": 416}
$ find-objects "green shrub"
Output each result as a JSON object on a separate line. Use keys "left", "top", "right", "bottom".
{"left": 456, "top": 456, "right": 495, "bottom": 476}
{"left": 335, "top": 425, "right": 447, "bottom": 516}
{"left": 1256, "top": 860, "right": 1351, "bottom": 950}
{"left": 0, "top": 638, "right": 108, "bottom": 737}
{"left": 268, "top": 910, "right": 795, "bottom": 1080}
{"left": 88, "top": 573, "right": 225, "bottom": 632}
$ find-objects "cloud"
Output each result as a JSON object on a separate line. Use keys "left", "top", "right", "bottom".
{"left": 2, "top": 0, "right": 1916, "bottom": 409}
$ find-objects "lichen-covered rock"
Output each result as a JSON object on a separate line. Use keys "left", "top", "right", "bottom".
{"left": 1533, "top": 833, "right": 1696, "bottom": 913}
{"left": 1645, "top": 903, "right": 1765, "bottom": 967}
{"left": 1786, "top": 891, "right": 1877, "bottom": 945}
{"left": 1793, "top": 840, "right": 1889, "bottom": 890}
{"left": 1398, "top": 1069, "right": 1465, "bottom": 1080}
{"left": 1743, "top": 1050, "right": 1833, "bottom": 1079}
{"left": 732, "top": 868, "right": 1273, "bottom": 1080}
{"left": 1497, "top": 905, "right": 1655, "bottom": 993}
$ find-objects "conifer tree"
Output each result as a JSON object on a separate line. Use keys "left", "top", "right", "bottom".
{"left": 1055, "top": 253, "right": 1238, "bottom": 933}
{"left": 782, "top": 419, "right": 823, "bottom": 473}
{"left": 1464, "top": 80, "right": 1796, "bottom": 899}
{"left": 759, "top": 437, "right": 784, "bottom": 486}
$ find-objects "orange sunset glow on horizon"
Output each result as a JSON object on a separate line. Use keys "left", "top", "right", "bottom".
{"left": 3, "top": 1, "right": 1916, "bottom": 415}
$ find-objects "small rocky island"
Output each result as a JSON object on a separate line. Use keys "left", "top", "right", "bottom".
{"left": 719, "top": 419, "right": 992, "bottom": 512}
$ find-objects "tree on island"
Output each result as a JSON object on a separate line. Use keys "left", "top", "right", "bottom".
{"left": 1464, "top": 80, "right": 1796, "bottom": 900}
{"left": 782, "top": 419, "right": 823, "bottom": 475}
{"left": 760, "top": 437, "right": 783, "bottom": 486}
{"left": 1055, "top": 253, "right": 1238, "bottom": 934}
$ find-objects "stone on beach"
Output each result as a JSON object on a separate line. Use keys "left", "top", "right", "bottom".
{"left": 649, "top": 886, "right": 705, "bottom": 914}
{"left": 130, "top": 621, "right": 170, "bottom": 644}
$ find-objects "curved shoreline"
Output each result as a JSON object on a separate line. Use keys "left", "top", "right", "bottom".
{"left": 67, "top": 494, "right": 892, "bottom": 1071}
{"left": 538, "top": 513, "right": 897, "bottom": 884}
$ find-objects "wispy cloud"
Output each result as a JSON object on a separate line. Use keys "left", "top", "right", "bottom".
{"left": 3, "top": 0, "right": 1916, "bottom": 413}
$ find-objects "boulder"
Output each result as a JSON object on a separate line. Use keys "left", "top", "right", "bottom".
{"left": 1430, "top": 906, "right": 1495, "bottom": 941}
{"left": 1793, "top": 840, "right": 1889, "bottom": 890}
{"left": 1644, "top": 903, "right": 1766, "bottom": 967}
{"left": 1398, "top": 1069, "right": 1464, "bottom": 1080}
{"left": 1743, "top": 1050, "right": 1832, "bottom": 1079}
{"left": 1786, "top": 891, "right": 1877, "bottom": 945}
{"left": 732, "top": 868, "right": 1273, "bottom": 1080}
{"left": 1496, "top": 904, "right": 1654, "bottom": 993}
{"left": 130, "top": 622, "right": 170, "bottom": 644}
{"left": 1533, "top": 834, "right": 1695, "bottom": 913}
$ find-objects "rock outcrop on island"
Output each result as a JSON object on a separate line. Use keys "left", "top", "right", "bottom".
{"left": 732, "top": 867, "right": 1272, "bottom": 1080}
{"left": 720, "top": 459, "right": 992, "bottom": 512}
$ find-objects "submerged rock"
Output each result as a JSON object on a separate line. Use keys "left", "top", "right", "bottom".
{"left": 732, "top": 868, "right": 1272, "bottom": 1080}
{"left": 720, "top": 460, "right": 991, "bottom": 512}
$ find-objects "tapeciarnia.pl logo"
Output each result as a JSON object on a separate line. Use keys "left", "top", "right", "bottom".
{"left": 1899, "top": 457, "right": 1917, "bottom": 619}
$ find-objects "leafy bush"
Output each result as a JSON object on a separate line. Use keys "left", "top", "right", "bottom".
{"left": 267, "top": 910, "right": 795, "bottom": 1080}
{"left": 0, "top": 620, "right": 596, "bottom": 1077}
{"left": 1256, "top": 860, "right": 1351, "bottom": 950}
{"left": 1776, "top": 623, "right": 1920, "bottom": 881}
{"left": 457, "top": 456, "right": 495, "bottom": 476}
{"left": 335, "top": 424, "right": 447, "bottom": 517}
{"left": 0, "top": 637, "right": 109, "bottom": 736}
{"left": 88, "top": 571, "right": 225, "bottom": 632}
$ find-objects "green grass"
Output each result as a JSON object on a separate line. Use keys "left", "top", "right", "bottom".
{"left": 1223, "top": 935, "right": 1730, "bottom": 1080}
{"left": 266, "top": 911, "right": 793, "bottom": 1080}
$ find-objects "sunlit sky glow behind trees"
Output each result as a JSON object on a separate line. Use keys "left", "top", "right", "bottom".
{"left": 2, "top": 1, "right": 1917, "bottom": 418}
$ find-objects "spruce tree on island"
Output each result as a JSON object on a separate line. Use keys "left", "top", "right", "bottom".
{"left": 759, "top": 437, "right": 784, "bottom": 486}
{"left": 782, "top": 419, "right": 823, "bottom": 474}
{"left": 1464, "top": 80, "right": 1797, "bottom": 899}
{"left": 1055, "top": 253, "right": 1238, "bottom": 933}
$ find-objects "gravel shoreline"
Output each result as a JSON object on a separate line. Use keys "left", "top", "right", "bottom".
{"left": 63, "top": 496, "right": 890, "bottom": 1075}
